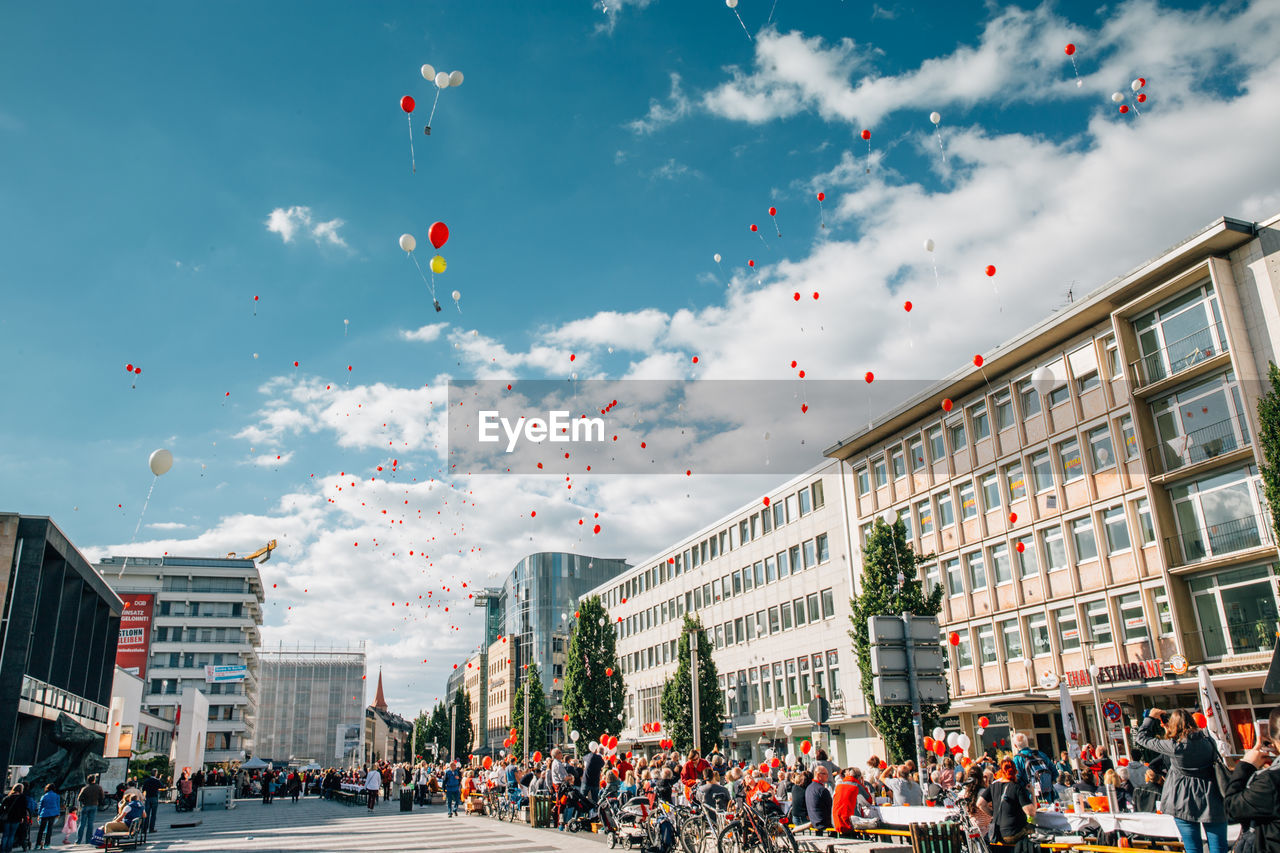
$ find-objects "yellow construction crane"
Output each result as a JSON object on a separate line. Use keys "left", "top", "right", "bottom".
{"left": 226, "top": 540, "right": 277, "bottom": 564}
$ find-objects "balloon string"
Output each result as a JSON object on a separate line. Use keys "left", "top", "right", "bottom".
{"left": 865, "top": 139, "right": 872, "bottom": 174}
{"left": 732, "top": 9, "right": 752, "bottom": 41}
{"left": 407, "top": 113, "right": 416, "bottom": 174}
{"left": 767, "top": 0, "right": 778, "bottom": 24}
{"left": 1069, "top": 55, "right": 1081, "bottom": 83}
{"left": 117, "top": 476, "right": 158, "bottom": 579}
{"left": 1129, "top": 94, "right": 1143, "bottom": 117}
{"left": 773, "top": 219, "right": 782, "bottom": 238}
{"left": 410, "top": 252, "right": 438, "bottom": 299}
{"left": 757, "top": 232, "right": 769, "bottom": 249}
{"left": 427, "top": 89, "right": 442, "bottom": 127}
{"left": 931, "top": 256, "right": 941, "bottom": 289}
{"left": 934, "top": 126, "right": 949, "bottom": 170}
{"left": 817, "top": 200, "right": 826, "bottom": 230}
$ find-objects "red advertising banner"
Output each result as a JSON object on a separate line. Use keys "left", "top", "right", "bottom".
{"left": 115, "top": 594, "right": 154, "bottom": 679}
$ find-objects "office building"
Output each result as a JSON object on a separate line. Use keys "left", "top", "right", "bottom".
{"left": 364, "top": 670, "right": 412, "bottom": 764}
{"left": 1, "top": 515, "right": 122, "bottom": 783}
{"left": 584, "top": 464, "right": 877, "bottom": 765}
{"left": 824, "top": 212, "right": 1280, "bottom": 757}
{"left": 97, "top": 553, "right": 264, "bottom": 765}
{"left": 255, "top": 644, "right": 366, "bottom": 764}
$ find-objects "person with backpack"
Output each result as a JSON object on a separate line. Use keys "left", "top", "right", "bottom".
{"left": 1010, "top": 733, "right": 1057, "bottom": 803}
{"left": 1225, "top": 705, "right": 1280, "bottom": 852}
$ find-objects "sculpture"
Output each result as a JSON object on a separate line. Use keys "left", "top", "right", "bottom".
{"left": 20, "top": 713, "right": 110, "bottom": 793}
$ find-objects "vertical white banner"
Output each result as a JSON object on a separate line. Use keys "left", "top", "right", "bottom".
{"left": 1197, "top": 666, "right": 1232, "bottom": 753}
{"left": 1060, "top": 682, "right": 1081, "bottom": 760}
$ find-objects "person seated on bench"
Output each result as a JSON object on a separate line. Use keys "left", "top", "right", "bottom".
{"left": 104, "top": 793, "right": 146, "bottom": 834}
{"left": 805, "top": 766, "right": 834, "bottom": 834}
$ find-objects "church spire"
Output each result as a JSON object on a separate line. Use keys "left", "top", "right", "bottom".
{"left": 373, "top": 668, "right": 388, "bottom": 711}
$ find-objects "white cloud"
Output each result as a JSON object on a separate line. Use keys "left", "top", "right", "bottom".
{"left": 265, "top": 206, "right": 349, "bottom": 250}
{"left": 594, "top": 0, "right": 656, "bottom": 35}
{"left": 400, "top": 322, "right": 449, "bottom": 343}
{"left": 251, "top": 451, "right": 294, "bottom": 467}
{"left": 146, "top": 521, "right": 189, "bottom": 531}
{"left": 650, "top": 158, "right": 701, "bottom": 181}
{"left": 628, "top": 73, "right": 692, "bottom": 134}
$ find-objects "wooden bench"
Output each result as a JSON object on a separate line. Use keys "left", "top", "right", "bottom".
{"left": 103, "top": 819, "right": 146, "bottom": 850}
{"left": 331, "top": 789, "right": 361, "bottom": 806}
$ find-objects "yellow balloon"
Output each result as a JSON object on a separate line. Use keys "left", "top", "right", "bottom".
{"left": 430, "top": 255, "right": 447, "bottom": 274}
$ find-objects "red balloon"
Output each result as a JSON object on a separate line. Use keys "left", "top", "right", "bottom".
{"left": 1064, "top": 43, "right": 1076, "bottom": 55}
{"left": 133, "top": 367, "right": 140, "bottom": 375}
{"left": 798, "top": 370, "right": 806, "bottom": 378}
{"left": 768, "top": 207, "right": 777, "bottom": 217}
{"left": 861, "top": 129, "right": 871, "bottom": 140}
{"left": 533, "top": 751, "right": 542, "bottom": 763}
{"left": 1118, "top": 757, "right": 1130, "bottom": 767}
{"left": 816, "top": 192, "right": 825, "bottom": 202}
{"left": 606, "top": 667, "right": 614, "bottom": 677}
{"left": 653, "top": 722, "right": 661, "bottom": 732}
{"left": 428, "top": 221, "right": 449, "bottom": 249}
{"left": 1119, "top": 104, "right": 1130, "bottom": 114}
{"left": 793, "top": 292, "right": 801, "bottom": 301}
{"left": 865, "top": 371, "right": 874, "bottom": 384}
{"left": 400, "top": 95, "right": 415, "bottom": 113}
{"left": 126, "top": 364, "right": 134, "bottom": 372}
{"left": 750, "top": 224, "right": 758, "bottom": 232}
{"left": 904, "top": 300, "right": 912, "bottom": 312}
{"left": 924, "top": 737, "right": 934, "bottom": 749}
{"left": 941, "top": 398, "right": 954, "bottom": 412}
{"left": 748, "top": 259, "right": 754, "bottom": 267}
{"left": 1135, "top": 77, "right": 1146, "bottom": 88}
{"left": 948, "top": 631, "right": 960, "bottom": 646}
{"left": 812, "top": 292, "right": 819, "bottom": 300}
{"left": 763, "top": 497, "right": 770, "bottom": 507}
{"left": 1194, "top": 712, "right": 1208, "bottom": 728}
{"left": 790, "top": 360, "right": 797, "bottom": 368}
{"left": 934, "top": 742, "right": 946, "bottom": 756}
{"left": 801, "top": 740, "right": 812, "bottom": 754}
{"left": 985, "top": 265, "right": 996, "bottom": 277}
{"left": 1016, "top": 541, "right": 1025, "bottom": 553}
{"left": 951, "top": 745, "right": 963, "bottom": 755}
{"left": 1009, "top": 512, "right": 1017, "bottom": 523}
{"left": 878, "top": 760, "right": 888, "bottom": 770}
{"left": 978, "top": 716, "right": 990, "bottom": 728}
{"left": 1136, "top": 93, "right": 1147, "bottom": 103}
{"left": 973, "top": 354, "right": 984, "bottom": 367}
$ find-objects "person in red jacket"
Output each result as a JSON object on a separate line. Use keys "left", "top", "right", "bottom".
{"left": 681, "top": 750, "right": 710, "bottom": 787}
{"left": 832, "top": 771, "right": 871, "bottom": 835}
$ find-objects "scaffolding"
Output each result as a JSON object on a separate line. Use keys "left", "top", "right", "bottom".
{"left": 255, "top": 642, "right": 366, "bottom": 766}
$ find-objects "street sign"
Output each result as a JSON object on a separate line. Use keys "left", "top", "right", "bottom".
{"left": 873, "top": 675, "right": 949, "bottom": 706}
{"left": 1102, "top": 701, "right": 1123, "bottom": 723}
{"left": 808, "top": 697, "right": 830, "bottom": 725}
{"left": 871, "top": 645, "right": 946, "bottom": 675}
{"left": 869, "top": 615, "right": 940, "bottom": 644}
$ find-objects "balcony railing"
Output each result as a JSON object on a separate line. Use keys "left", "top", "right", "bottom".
{"left": 20, "top": 675, "right": 110, "bottom": 725}
{"left": 1149, "top": 413, "right": 1252, "bottom": 475}
{"left": 1165, "top": 514, "right": 1274, "bottom": 568}
{"left": 1130, "top": 322, "right": 1228, "bottom": 387}
{"left": 1185, "top": 618, "right": 1279, "bottom": 660}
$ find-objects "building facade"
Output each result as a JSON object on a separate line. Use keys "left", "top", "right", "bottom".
{"left": 486, "top": 636, "right": 515, "bottom": 748}
{"left": 825, "top": 213, "right": 1280, "bottom": 759}
{"left": 1, "top": 515, "right": 122, "bottom": 784}
{"left": 255, "top": 644, "right": 366, "bottom": 765}
{"left": 583, "top": 464, "right": 878, "bottom": 766}
{"left": 97, "top": 553, "right": 264, "bottom": 765}
{"left": 364, "top": 671, "right": 412, "bottom": 764}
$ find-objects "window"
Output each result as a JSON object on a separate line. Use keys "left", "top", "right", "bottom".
{"left": 873, "top": 458, "right": 888, "bottom": 488}
{"left": 785, "top": 494, "right": 797, "bottom": 523}
{"left": 936, "top": 492, "right": 955, "bottom": 528}
{"left": 981, "top": 473, "right": 1001, "bottom": 513}
{"left": 777, "top": 549, "right": 790, "bottom": 577}
{"left": 976, "top": 624, "right": 997, "bottom": 664}
{"left": 1104, "top": 336, "right": 1122, "bottom": 379}
{"left": 1118, "top": 593, "right": 1148, "bottom": 643}
{"left": 821, "top": 588, "right": 835, "bottom": 619}
{"left": 1133, "top": 280, "right": 1226, "bottom": 383}
{"left": 924, "top": 563, "right": 942, "bottom": 596}
{"left": 743, "top": 566, "right": 754, "bottom": 591}
{"left": 773, "top": 503, "right": 786, "bottom": 528}
{"left": 802, "top": 539, "right": 816, "bottom": 569}
{"left": 966, "top": 551, "right": 987, "bottom": 591}
{"left": 929, "top": 427, "right": 946, "bottom": 463}
{"left": 789, "top": 545, "right": 801, "bottom": 574}
{"left": 1153, "top": 587, "right": 1175, "bottom": 636}
{"left": 949, "top": 420, "right": 968, "bottom": 453}
{"left": 971, "top": 404, "right": 991, "bottom": 441}
{"left": 753, "top": 560, "right": 764, "bottom": 586}
{"left": 1088, "top": 426, "right": 1116, "bottom": 472}
{"left": 807, "top": 593, "right": 820, "bottom": 623}
{"left": 994, "top": 391, "right": 1014, "bottom": 431}
{"left": 768, "top": 607, "right": 780, "bottom": 634}
{"left": 959, "top": 481, "right": 978, "bottom": 520}
{"left": 1029, "top": 612, "right": 1051, "bottom": 656}
{"left": 945, "top": 559, "right": 964, "bottom": 596}
{"left": 780, "top": 603, "right": 793, "bottom": 630}
{"left": 1120, "top": 416, "right": 1138, "bottom": 460}
{"left": 1170, "top": 466, "right": 1266, "bottom": 563}
{"left": 954, "top": 628, "right": 973, "bottom": 668}
{"left": 715, "top": 625, "right": 724, "bottom": 648}
{"left": 1103, "top": 506, "right": 1131, "bottom": 554}
{"left": 1072, "top": 516, "right": 1098, "bottom": 562}
{"left": 1042, "top": 526, "right": 1067, "bottom": 571}
{"left": 1188, "top": 564, "right": 1280, "bottom": 657}
{"left": 891, "top": 449, "right": 906, "bottom": 479}
{"left": 799, "top": 487, "right": 813, "bottom": 516}
{"left": 1030, "top": 451, "right": 1054, "bottom": 493}
{"left": 1055, "top": 606, "right": 1081, "bottom": 651}
{"left": 1059, "top": 438, "right": 1085, "bottom": 483}
{"left": 1086, "top": 599, "right": 1113, "bottom": 646}
{"left": 1077, "top": 370, "right": 1101, "bottom": 394}
{"left": 991, "top": 543, "right": 1012, "bottom": 584}
{"left": 793, "top": 598, "right": 807, "bottom": 627}
{"left": 816, "top": 533, "right": 830, "bottom": 563}
{"left": 909, "top": 439, "right": 926, "bottom": 471}
{"left": 812, "top": 480, "right": 825, "bottom": 509}
{"left": 733, "top": 571, "right": 743, "bottom": 595}
{"left": 917, "top": 499, "right": 934, "bottom": 535}
{"left": 764, "top": 556, "right": 776, "bottom": 583}
{"left": 1048, "top": 382, "right": 1071, "bottom": 408}
{"left": 1005, "top": 462, "right": 1027, "bottom": 501}
{"left": 725, "top": 620, "right": 736, "bottom": 646}
{"left": 1135, "top": 498, "right": 1155, "bottom": 544}
{"left": 1000, "top": 619, "right": 1023, "bottom": 660}
{"left": 901, "top": 511, "right": 914, "bottom": 541}
{"left": 1018, "top": 378, "right": 1042, "bottom": 418}
{"left": 1015, "top": 536, "right": 1038, "bottom": 578}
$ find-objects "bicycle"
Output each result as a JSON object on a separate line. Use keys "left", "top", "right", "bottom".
{"left": 716, "top": 795, "right": 798, "bottom": 853}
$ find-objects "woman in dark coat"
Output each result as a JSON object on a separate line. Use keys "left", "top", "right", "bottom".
{"left": 1133, "top": 708, "right": 1226, "bottom": 853}
{"left": 1224, "top": 705, "right": 1280, "bottom": 853}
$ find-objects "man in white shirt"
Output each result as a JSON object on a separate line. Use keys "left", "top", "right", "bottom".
{"left": 549, "top": 749, "right": 568, "bottom": 790}
{"left": 365, "top": 767, "right": 382, "bottom": 811}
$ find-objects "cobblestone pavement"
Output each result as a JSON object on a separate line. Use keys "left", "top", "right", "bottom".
{"left": 131, "top": 795, "right": 606, "bottom": 852}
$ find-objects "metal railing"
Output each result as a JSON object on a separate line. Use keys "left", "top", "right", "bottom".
{"left": 20, "top": 675, "right": 110, "bottom": 724}
{"left": 1148, "top": 413, "right": 1252, "bottom": 475}
{"left": 1164, "top": 514, "right": 1274, "bottom": 567}
{"left": 1130, "top": 322, "right": 1228, "bottom": 387}
{"left": 1185, "top": 618, "right": 1280, "bottom": 660}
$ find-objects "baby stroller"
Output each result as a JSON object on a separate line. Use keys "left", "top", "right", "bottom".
{"left": 174, "top": 790, "right": 197, "bottom": 812}
{"left": 558, "top": 786, "right": 595, "bottom": 832}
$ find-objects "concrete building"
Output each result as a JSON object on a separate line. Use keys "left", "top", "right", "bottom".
{"left": 1, "top": 515, "right": 122, "bottom": 784}
{"left": 97, "top": 553, "right": 265, "bottom": 765}
{"left": 254, "top": 644, "right": 366, "bottom": 765}
{"left": 584, "top": 464, "right": 877, "bottom": 766}
{"left": 824, "top": 212, "right": 1280, "bottom": 758}
{"left": 486, "top": 636, "right": 515, "bottom": 748}
{"left": 462, "top": 648, "right": 485, "bottom": 754}
{"left": 105, "top": 667, "right": 173, "bottom": 759}
{"left": 364, "top": 671, "right": 412, "bottom": 764}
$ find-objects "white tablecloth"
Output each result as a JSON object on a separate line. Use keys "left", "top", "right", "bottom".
{"left": 1045, "top": 810, "right": 1238, "bottom": 841}
{"left": 340, "top": 783, "right": 365, "bottom": 793}
{"left": 871, "top": 805, "right": 958, "bottom": 825}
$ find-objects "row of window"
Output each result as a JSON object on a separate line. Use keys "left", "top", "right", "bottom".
{"left": 722, "top": 650, "right": 841, "bottom": 718}
{"left": 147, "top": 678, "right": 244, "bottom": 695}
{"left": 917, "top": 498, "right": 1155, "bottom": 597}
{"left": 619, "top": 588, "right": 838, "bottom": 675}
{"left": 616, "top": 534, "right": 832, "bottom": 640}
{"left": 160, "top": 576, "right": 250, "bottom": 593}
{"left": 602, "top": 479, "right": 827, "bottom": 608}
{"left": 152, "top": 651, "right": 243, "bottom": 668}
{"left": 949, "top": 587, "right": 1173, "bottom": 669}
{"left": 153, "top": 626, "right": 250, "bottom": 643}
{"left": 157, "top": 600, "right": 247, "bottom": 618}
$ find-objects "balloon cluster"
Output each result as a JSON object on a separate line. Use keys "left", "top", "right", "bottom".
{"left": 399, "top": 221, "right": 455, "bottom": 311}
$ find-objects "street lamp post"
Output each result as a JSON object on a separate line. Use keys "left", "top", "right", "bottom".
{"left": 689, "top": 626, "right": 701, "bottom": 754}
{"left": 449, "top": 704, "right": 456, "bottom": 763}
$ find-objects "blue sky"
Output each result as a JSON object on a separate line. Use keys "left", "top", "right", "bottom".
{"left": 3, "top": 0, "right": 1279, "bottom": 715}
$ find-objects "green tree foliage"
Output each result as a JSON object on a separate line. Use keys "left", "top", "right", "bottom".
{"left": 423, "top": 702, "right": 449, "bottom": 757}
{"left": 513, "top": 661, "right": 551, "bottom": 759}
{"left": 563, "top": 595, "right": 625, "bottom": 756}
{"left": 849, "top": 516, "right": 949, "bottom": 763}
{"left": 412, "top": 710, "right": 431, "bottom": 760}
{"left": 660, "top": 614, "right": 723, "bottom": 754}
{"left": 452, "top": 688, "right": 474, "bottom": 758}
{"left": 1258, "top": 362, "right": 1280, "bottom": 544}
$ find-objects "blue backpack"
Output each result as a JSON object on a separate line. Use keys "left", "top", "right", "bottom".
{"left": 1014, "top": 748, "right": 1056, "bottom": 801}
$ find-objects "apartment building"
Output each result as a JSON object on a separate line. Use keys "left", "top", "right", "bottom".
{"left": 824, "top": 213, "right": 1280, "bottom": 758}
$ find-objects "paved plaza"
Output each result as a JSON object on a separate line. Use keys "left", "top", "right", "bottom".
{"left": 139, "top": 796, "right": 605, "bottom": 852}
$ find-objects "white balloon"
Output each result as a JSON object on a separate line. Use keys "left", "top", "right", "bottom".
{"left": 1111, "top": 91, "right": 1124, "bottom": 103}
{"left": 713, "top": 253, "right": 722, "bottom": 264}
{"left": 421, "top": 64, "right": 436, "bottom": 82}
{"left": 1031, "top": 365, "right": 1056, "bottom": 395}
{"left": 149, "top": 449, "right": 173, "bottom": 477}
{"left": 880, "top": 509, "right": 896, "bottom": 524}
{"left": 923, "top": 238, "right": 935, "bottom": 252}
{"left": 932, "top": 727, "right": 945, "bottom": 741}
{"left": 399, "top": 233, "right": 416, "bottom": 253}
{"left": 958, "top": 734, "right": 971, "bottom": 750}
{"left": 762, "top": 431, "right": 771, "bottom": 440}
{"left": 765, "top": 748, "right": 775, "bottom": 759}
{"left": 784, "top": 752, "right": 797, "bottom": 766}
{"left": 589, "top": 741, "right": 600, "bottom": 752}
{"left": 1076, "top": 79, "right": 1083, "bottom": 88}
{"left": 451, "top": 290, "right": 461, "bottom": 302}
{"left": 726, "top": 0, "right": 737, "bottom": 7}
{"left": 1131, "top": 79, "right": 1142, "bottom": 92}
{"left": 344, "top": 318, "right": 349, "bottom": 325}
{"left": 783, "top": 724, "right": 793, "bottom": 736}
{"left": 436, "top": 71, "right": 451, "bottom": 89}
{"left": 946, "top": 732, "right": 960, "bottom": 748}
{"left": 449, "top": 70, "right": 464, "bottom": 87}
{"left": 929, "top": 111, "right": 941, "bottom": 125}
{"left": 570, "top": 730, "right": 580, "bottom": 742}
